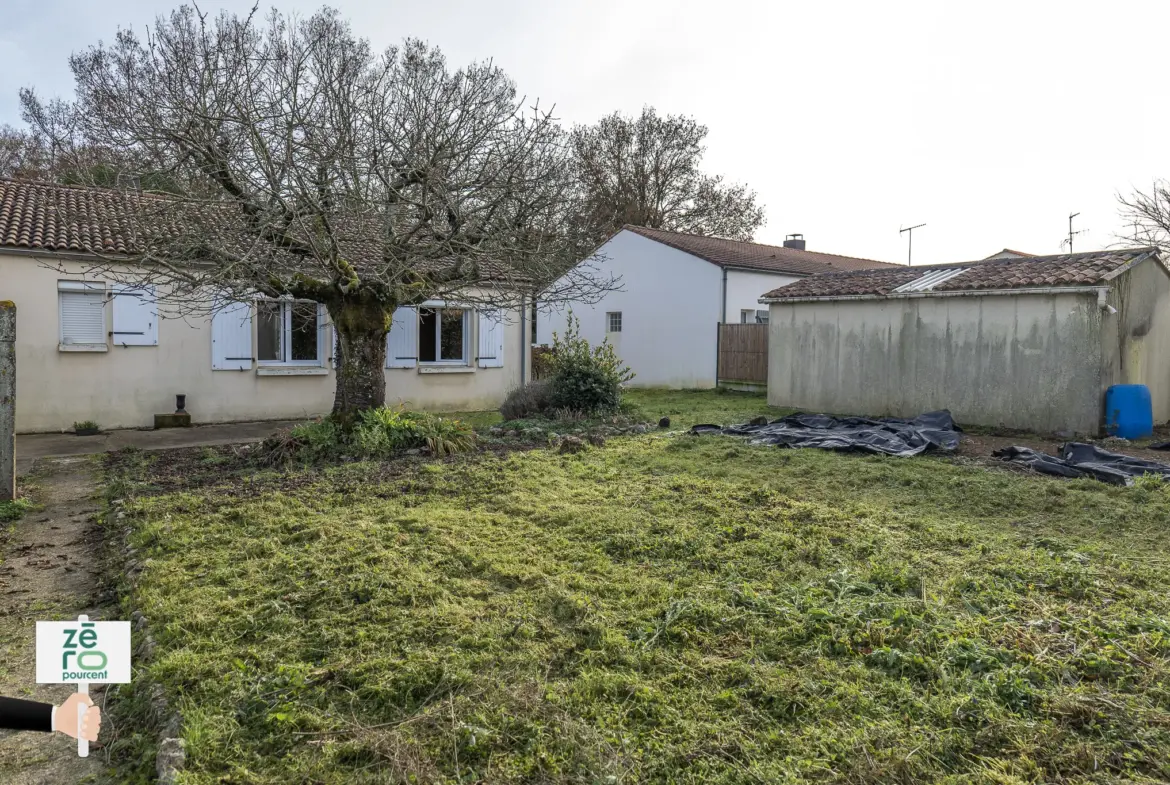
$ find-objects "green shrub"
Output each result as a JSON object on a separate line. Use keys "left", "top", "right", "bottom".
{"left": 531, "top": 345, "right": 555, "bottom": 380}
{"left": 260, "top": 407, "right": 475, "bottom": 464}
{"left": 547, "top": 312, "right": 634, "bottom": 415}
{"left": 0, "top": 498, "right": 32, "bottom": 522}
{"left": 500, "top": 380, "right": 553, "bottom": 421}
{"left": 356, "top": 407, "right": 475, "bottom": 457}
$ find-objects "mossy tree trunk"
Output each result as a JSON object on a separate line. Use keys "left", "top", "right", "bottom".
{"left": 327, "top": 298, "right": 393, "bottom": 423}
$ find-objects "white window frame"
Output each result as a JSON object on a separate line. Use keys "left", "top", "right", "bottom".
{"left": 418, "top": 304, "right": 471, "bottom": 366}
{"left": 740, "top": 309, "right": 754, "bottom": 324}
{"left": 606, "top": 311, "right": 622, "bottom": 333}
{"left": 255, "top": 298, "right": 325, "bottom": 367}
{"left": 57, "top": 280, "right": 108, "bottom": 352}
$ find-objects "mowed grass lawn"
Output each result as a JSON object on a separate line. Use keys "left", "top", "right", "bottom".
{"left": 108, "top": 391, "right": 1170, "bottom": 784}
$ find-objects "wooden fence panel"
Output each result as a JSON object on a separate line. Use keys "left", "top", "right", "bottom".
{"left": 717, "top": 323, "right": 768, "bottom": 384}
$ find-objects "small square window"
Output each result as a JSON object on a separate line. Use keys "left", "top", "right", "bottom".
{"left": 419, "top": 307, "right": 468, "bottom": 363}
{"left": 257, "top": 299, "right": 323, "bottom": 365}
{"left": 606, "top": 311, "right": 622, "bottom": 333}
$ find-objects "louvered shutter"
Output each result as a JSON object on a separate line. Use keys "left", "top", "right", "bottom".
{"left": 386, "top": 307, "right": 418, "bottom": 368}
{"left": 110, "top": 284, "right": 158, "bottom": 346}
{"left": 211, "top": 299, "right": 253, "bottom": 370}
{"left": 58, "top": 282, "right": 106, "bottom": 345}
{"left": 477, "top": 309, "right": 504, "bottom": 368}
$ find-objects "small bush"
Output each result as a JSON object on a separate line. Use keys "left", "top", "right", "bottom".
{"left": 357, "top": 407, "right": 475, "bottom": 456}
{"left": 547, "top": 312, "right": 634, "bottom": 416}
{"left": 500, "top": 381, "right": 553, "bottom": 421}
{"left": 258, "top": 406, "right": 475, "bottom": 464}
{"left": 0, "top": 498, "right": 32, "bottom": 522}
{"left": 531, "top": 345, "right": 555, "bottom": 380}
{"left": 73, "top": 420, "right": 100, "bottom": 431}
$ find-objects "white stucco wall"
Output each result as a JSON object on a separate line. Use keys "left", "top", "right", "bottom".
{"left": 767, "top": 292, "right": 1107, "bottom": 434}
{"left": 537, "top": 230, "right": 723, "bottom": 388}
{"left": 3, "top": 253, "right": 529, "bottom": 432}
{"left": 725, "top": 269, "right": 799, "bottom": 322}
{"left": 537, "top": 230, "right": 803, "bottom": 388}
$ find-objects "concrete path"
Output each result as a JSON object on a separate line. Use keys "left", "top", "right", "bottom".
{"left": 0, "top": 458, "right": 107, "bottom": 783}
{"left": 16, "top": 421, "right": 300, "bottom": 475}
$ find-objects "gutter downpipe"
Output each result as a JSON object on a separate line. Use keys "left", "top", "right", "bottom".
{"left": 721, "top": 268, "right": 728, "bottom": 323}
{"left": 520, "top": 293, "right": 528, "bottom": 384}
{"left": 718, "top": 268, "right": 727, "bottom": 387}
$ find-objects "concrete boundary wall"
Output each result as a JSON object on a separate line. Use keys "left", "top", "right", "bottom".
{"left": 767, "top": 292, "right": 1105, "bottom": 434}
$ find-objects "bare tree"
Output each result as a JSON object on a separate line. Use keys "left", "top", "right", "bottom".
{"left": 571, "top": 107, "right": 765, "bottom": 244}
{"left": 1118, "top": 181, "right": 1170, "bottom": 249}
{"left": 3, "top": 102, "right": 140, "bottom": 186}
{"left": 0, "top": 125, "right": 49, "bottom": 179}
{"left": 21, "top": 4, "right": 614, "bottom": 420}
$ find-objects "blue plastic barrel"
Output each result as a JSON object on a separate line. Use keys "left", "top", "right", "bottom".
{"left": 1105, "top": 384, "right": 1154, "bottom": 439}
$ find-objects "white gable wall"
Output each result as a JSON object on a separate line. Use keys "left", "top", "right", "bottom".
{"left": 725, "top": 269, "right": 800, "bottom": 321}
{"left": 538, "top": 229, "right": 723, "bottom": 388}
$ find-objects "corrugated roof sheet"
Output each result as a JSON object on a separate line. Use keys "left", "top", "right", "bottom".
{"left": 893, "top": 267, "right": 970, "bottom": 292}
{"left": 761, "top": 248, "right": 1160, "bottom": 301}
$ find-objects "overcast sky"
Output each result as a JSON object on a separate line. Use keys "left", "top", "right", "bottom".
{"left": 1, "top": 0, "right": 1164, "bottom": 264}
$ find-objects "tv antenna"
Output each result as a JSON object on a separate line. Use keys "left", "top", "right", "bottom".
{"left": 899, "top": 223, "right": 926, "bottom": 266}
{"left": 1061, "top": 212, "right": 1087, "bottom": 253}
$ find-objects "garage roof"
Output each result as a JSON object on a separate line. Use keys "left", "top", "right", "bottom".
{"left": 760, "top": 248, "right": 1161, "bottom": 302}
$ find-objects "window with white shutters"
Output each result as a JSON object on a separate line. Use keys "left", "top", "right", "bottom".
{"left": 110, "top": 284, "right": 159, "bottom": 346}
{"left": 477, "top": 310, "right": 505, "bottom": 368}
{"left": 211, "top": 298, "right": 254, "bottom": 370}
{"left": 58, "top": 281, "right": 107, "bottom": 349}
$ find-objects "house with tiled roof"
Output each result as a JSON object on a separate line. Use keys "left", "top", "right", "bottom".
{"left": 983, "top": 248, "right": 1035, "bottom": 260}
{"left": 759, "top": 248, "right": 1170, "bottom": 434}
{"left": 535, "top": 225, "right": 896, "bottom": 388}
{"left": 0, "top": 178, "right": 530, "bottom": 432}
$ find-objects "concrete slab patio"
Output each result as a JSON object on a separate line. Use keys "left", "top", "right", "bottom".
{"left": 16, "top": 420, "right": 300, "bottom": 475}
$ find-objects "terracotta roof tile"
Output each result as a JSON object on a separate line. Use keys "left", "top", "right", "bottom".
{"left": 0, "top": 177, "right": 517, "bottom": 280}
{"left": 622, "top": 225, "right": 896, "bottom": 276}
{"left": 760, "top": 248, "right": 1159, "bottom": 301}
{"left": 0, "top": 178, "right": 145, "bottom": 255}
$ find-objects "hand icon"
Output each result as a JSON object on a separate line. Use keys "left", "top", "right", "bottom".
{"left": 53, "top": 693, "right": 100, "bottom": 742}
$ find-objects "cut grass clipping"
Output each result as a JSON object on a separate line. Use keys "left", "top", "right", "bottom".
{"left": 109, "top": 397, "right": 1170, "bottom": 784}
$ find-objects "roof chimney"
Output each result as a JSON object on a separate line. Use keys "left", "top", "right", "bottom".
{"left": 783, "top": 233, "right": 806, "bottom": 251}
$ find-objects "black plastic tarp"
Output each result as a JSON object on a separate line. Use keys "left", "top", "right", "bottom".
{"left": 690, "top": 411, "right": 961, "bottom": 457}
{"left": 993, "top": 443, "right": 1170, "bottom": 486}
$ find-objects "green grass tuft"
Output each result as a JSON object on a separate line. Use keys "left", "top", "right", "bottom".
{"left": 0, "top": 498, "right": 33, "bottom": 522}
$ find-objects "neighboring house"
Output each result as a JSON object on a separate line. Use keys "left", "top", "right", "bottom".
{"left": 760, "top": 248, "right": 1170, "bottom": 434}
{"left": 536, "top": 226, "right": 895, "bottom": 388}
{"left": 983, "top": 248, "right": 1035, "bottom": 260}
{"left": 0, "top": 179, "right": 530, "bottom": 432}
